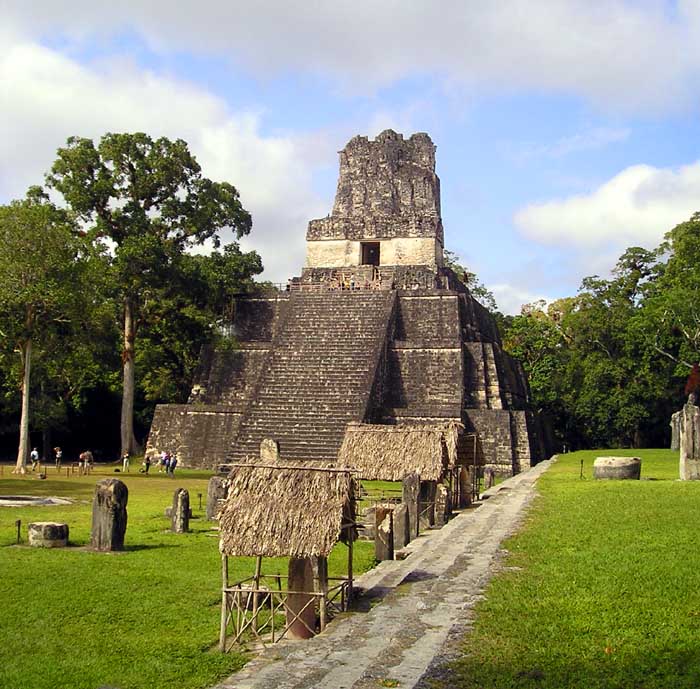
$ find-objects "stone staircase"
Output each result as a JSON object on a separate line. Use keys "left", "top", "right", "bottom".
{"left": 227, "top": 290, "right": 396, "bottom": 463}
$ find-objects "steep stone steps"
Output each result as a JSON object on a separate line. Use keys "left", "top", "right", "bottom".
{"left": 227, "top": 290, "right": 395, "bottom": 462}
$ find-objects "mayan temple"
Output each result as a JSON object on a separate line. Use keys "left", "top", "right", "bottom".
{"left": 146, "top": 130, "right": 547, "bottom": 473}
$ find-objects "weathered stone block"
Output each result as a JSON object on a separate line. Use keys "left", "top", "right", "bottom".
{"left": 419, "top": 480, "right": 436, "bottom": 530}
{"left": 680, "top": 402, "right": 700, "bottom": 480}
{"left": 392, "top": 503, "right": 410, "bottom": 551}
{"left": 671, "top": 410, "right": 682, "bottom": 451}
{"left": 359, "top": 505, "right": 376, "bottom": 540}
{"left": 458, "top": 467, "right": 471, "bottom": 508}
{"left": 91, "top": 479, "right": 128, "bottom": 551}
{"left": 171, "top": 488, "right": 190, "bottom": 533}
{"left": 434, "top": 484, "right": 449, "bottom": 527}
{"left": 206, "top": 476, "right": 229, "bottom": 521}
{"left": 402, "top": 472, "right": 420, "bottom": 539}
{"left": 260, "top": 438, "right": 280, "bottom": 462}
{"left": 375, "top": 513, "right": 394, "bottom": 562}
{"left": 593, "top": 456, "right": 641, "bottom": 480}
{"left": 28, "top": 521, "right": 68, "bottom": 548}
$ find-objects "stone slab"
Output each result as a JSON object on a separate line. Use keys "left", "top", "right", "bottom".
{"left": 28, "top": 521, "right": 68, "bottom": 548}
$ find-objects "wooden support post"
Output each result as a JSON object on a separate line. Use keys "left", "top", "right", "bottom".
{"left": 219, "top": 554, "right": 229, "bottom": 652}
{"left": 315, "top": 556, "right": 329, "bottom": 631}
{"left": 347, "top": 532, "right": 354, "bottom": 605}
{"left": 252, "top": 555, "right": 262, "bottom": 633}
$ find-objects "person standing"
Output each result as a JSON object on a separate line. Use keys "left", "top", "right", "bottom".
{"left": 122, "top": 452, "right": 130, "bottom": 473}
{"left": 144, "top": 456, "right": 151, "bottom": 474}
{"left": 30, "top": 448, "right": 39, "bottom": 472}
{"left": 54, "top": 447, "right": 62, "bottom": 470}
{"left": 169, "top": 454, "right": 178, "bottom": 478}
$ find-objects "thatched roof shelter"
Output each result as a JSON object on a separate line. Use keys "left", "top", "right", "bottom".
{"left": 337, "top": 422, "right": 463, "bottom": 482}
{"left": 218, "top": 463, "right": 354, "bottom": 559}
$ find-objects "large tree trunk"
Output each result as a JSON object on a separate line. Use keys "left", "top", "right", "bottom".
{"left": 120, "top": 300, "right": 140, "bottom": 457}
{"left": 42, "top": 427, "right": 51, "bottom": 464}
{"left": 14, "top": 338, "right": 32, "bottom": 474}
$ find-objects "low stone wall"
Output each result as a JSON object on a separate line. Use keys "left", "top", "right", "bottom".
{"left": 146, "top": 404, "right": 243, "bottom": 469}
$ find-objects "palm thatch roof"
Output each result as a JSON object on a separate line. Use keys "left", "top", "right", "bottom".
{"left": 337, "top": 422, "right": 463, "bottom": 482}
{"left": 218, "top": 463, "right": 354, "bottom": 559}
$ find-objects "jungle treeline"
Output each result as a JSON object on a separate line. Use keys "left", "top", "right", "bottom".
{"left": 499, "top": 214, "right": 700, "bottom": 450}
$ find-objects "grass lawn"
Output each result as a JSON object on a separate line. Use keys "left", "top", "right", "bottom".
{"left": 0, "top": 464, "right": 375, "bottom": 689}
{"left": 451, "top": 449, "right": 700, "bottom": 689}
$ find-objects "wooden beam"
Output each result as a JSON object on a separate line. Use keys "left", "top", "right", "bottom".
{"left": 226, "top": 462, "right": 359, "bottom": 474}
{"left": 219, "top": 554, "right": 229, "bottom": 652}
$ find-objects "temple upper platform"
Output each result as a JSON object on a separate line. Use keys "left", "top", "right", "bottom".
{"left": 305, "top": 130, "right": 444, "bottom": 272}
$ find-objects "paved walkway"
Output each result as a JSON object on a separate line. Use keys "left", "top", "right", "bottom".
{"left": 213, "top": 459, "right": 554, "bottom": 689}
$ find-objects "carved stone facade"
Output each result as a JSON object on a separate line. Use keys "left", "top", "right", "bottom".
{"left": 146, "top": 130, "right": 548, "bottom": 475}
{"left": 306, "top": 130, "right": 444, "bottom": 271}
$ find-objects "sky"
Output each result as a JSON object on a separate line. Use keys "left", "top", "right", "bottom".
{"left": 3, "top": 1, "right": 700, "bottom": 313}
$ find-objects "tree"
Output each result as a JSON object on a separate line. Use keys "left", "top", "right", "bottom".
{"left": 443, "top": 249, "right": 498, "bottom": 311}
{"left": 47, "top": 133, "right": 253, "bottom": 456}
{"left": 642, "top": 213, "right": 700, "bottom": 371}
{"left": 0, "top": 190, "right": 84, "bottom": 473}
{"left": 133, "top": 246, "right": 263, "bottom": 412}
{"left": 502, "top": 247, "right": 675, "bottom": 449}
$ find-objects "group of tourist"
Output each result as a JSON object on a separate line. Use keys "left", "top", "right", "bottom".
{"left": 29, "top": 446, "right": 91, "bottom": 472}
{"left": 154, "top": 450, "right": 178, "bottom": 476}
{"left": 122, "top": 451, "right": 177, "bottom": 476}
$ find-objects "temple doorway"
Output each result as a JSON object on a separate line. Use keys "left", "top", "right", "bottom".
{"left": 361, "top": 242, "right": 380, "bottom": 266}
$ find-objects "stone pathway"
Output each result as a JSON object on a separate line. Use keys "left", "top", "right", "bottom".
{"left": 213, "top": 459, "right": 553, "bottom": 689}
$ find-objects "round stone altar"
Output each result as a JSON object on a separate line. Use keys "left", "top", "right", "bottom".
{"left": 28, "top": 522, "right": 69, "bottom": 548}
{"left": 593, "top": 456, "right": 641, "bottom": 480}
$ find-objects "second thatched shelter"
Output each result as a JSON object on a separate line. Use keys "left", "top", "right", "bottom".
{"left": 337, "top": 422, "right": 463, "bottom": 482}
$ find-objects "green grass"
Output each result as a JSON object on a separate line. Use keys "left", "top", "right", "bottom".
{"left": 0, "top": 464, "right": 374, "bottom": 689}
{"left": 450, "top": 449, "right": 700, "bottom": 689}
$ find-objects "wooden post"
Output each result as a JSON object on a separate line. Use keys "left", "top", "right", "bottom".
{"left": 252, "top": 555, "right": 262, "bottom": 633}
{"left": 315, "top": 556, "right": 329, "bottom": 631}
{"left": 219, "top": 554, "right": 229, "bottom": 652}
{"left": 347, "top": 531, "right": 354, "bottom": 605}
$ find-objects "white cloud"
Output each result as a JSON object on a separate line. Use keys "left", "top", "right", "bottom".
{"left": 491, "top": 283, "right": 552, "bottom": 316}
{"left": 5, "top": 1, "right": 700, "bottom": 112}
{"left": 506, "top": 127, "right": 631, "bottom": 163}
{"left": 0, "top": 28, "right": 325, "bottom": 282}
{"left": 514, "top": 162, "right": 700, "bottom": 252}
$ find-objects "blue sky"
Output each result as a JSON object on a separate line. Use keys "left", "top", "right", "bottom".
{"left": 3, "top": 1, "right": 700, "bottom": 312}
